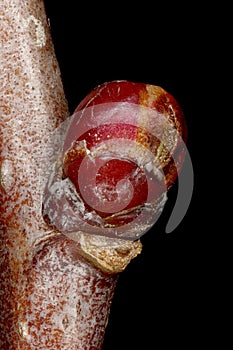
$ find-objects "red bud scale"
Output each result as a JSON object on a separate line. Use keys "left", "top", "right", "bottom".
{"left": 43, "top": 80, "right": 187, "bottom": 240}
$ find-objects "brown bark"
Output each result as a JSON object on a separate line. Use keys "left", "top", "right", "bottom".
{"left": 0, "top": 1, "right": 141, "bottom": 349}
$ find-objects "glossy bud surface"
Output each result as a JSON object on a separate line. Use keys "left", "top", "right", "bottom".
{"left": 42, "top": 80, "right": 187, "bottom": 240}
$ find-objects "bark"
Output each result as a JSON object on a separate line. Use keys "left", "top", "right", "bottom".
{"left": 0, "top": 1, "right": 141, "bottom": 349}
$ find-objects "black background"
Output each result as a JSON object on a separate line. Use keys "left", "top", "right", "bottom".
{"left": 43, "top": 1, "right": 218, "bottom": 349}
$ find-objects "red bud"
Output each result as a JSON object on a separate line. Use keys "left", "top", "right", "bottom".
{"left": 43, "top": 80, "right": 187, "bottom": 240}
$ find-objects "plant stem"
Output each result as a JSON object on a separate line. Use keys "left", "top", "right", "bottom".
{"left": 0, "top": 1, "right": 141, "bottom": 348}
